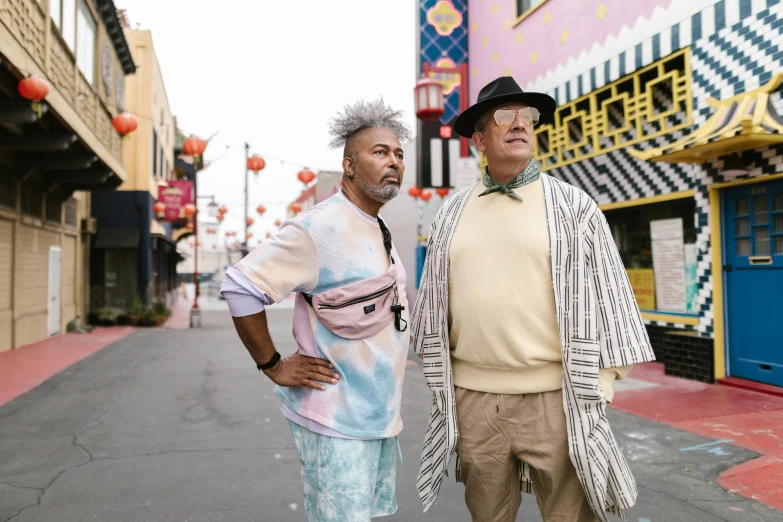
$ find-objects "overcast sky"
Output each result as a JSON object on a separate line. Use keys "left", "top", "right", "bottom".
{"left": 116, "top": 1, "right": 418, "bottom": 243}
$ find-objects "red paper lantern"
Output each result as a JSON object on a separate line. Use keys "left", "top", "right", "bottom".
{"left": 408, "top": 186, "right": 422, "bottom": 199}
{"left": 297, "top": 169, "right": 316, "bottom": 185}
{"left": 436, "top": 188, "right": 450, "bottom": 198}
{"left": 256, "top": 205, "right": 266, "bottom": 216}
{"left": 274, "top": 219, "right": 282, "bottom": 227}
{"left": 247, "top": 155, "right": 266, "bottom": 174}
{"left": 212, "top": 244, "right": 217, "bottom": 250}
{"left": 216, "top": 214, "right": 224, "bottom": 223}
{"left": 183, "top": 203, "right": 197, "bottom": 218}
{"left": 246, "top": 232, "right": 253, "bottom": 240}
{"left": 290, "top": 203, "right": 302, "bottom": 213}
{"left": 266, "top": 232, "right": 272, "bottom": 239}
{"left": 112, "top": 112, "right": 138, "bottom": 136}
{"left": 183, "top": 136, "right": 207, "bottom": 158}
{"left": 414, "top": 78, "right": 445, "bottom": 121}
{"left": 218, "top": 205, "right": 228, "bottom": 215}
{"left": 246, "top": 217, "right": 254, "bottom": 226}
{"left": 234, "top": 242, "right": 241, "bottom": 250}
{"left": 420, "top": 190, "right": 432, "bottom": 202}
{"left": 153, "top": 201, "right": 166, "bottom": 214}
{"left": 18, "top": 76, "right": 50, "bottom": 101}
{"left": 186, "top": 222, "right": 193, "bottom": 230}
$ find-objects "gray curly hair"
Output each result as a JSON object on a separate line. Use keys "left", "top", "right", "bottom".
{"left": 328, "top": 98, "right": 412, "bottom": 156}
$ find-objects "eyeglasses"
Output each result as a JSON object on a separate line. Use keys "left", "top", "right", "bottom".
{"left": 489, "top": 107, "right": 540, "bottom": 128}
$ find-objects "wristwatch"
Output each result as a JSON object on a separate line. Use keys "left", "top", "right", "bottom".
{"left": 257, "top": 351, "right": 281, "bottom": 371}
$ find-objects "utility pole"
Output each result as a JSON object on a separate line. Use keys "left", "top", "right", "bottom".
{"left": 244, "top": 142, "right": 249, "bottom": 248}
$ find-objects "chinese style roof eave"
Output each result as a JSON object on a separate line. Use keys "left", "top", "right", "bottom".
{"left": 628, "top": 72, "right": 783, "bottom": 164}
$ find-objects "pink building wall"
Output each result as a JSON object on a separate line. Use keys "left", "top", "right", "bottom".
{"left": 468, "top": 0, "right": 673, "bottom": 101}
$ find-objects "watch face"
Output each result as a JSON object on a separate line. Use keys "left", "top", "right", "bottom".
{"left": 102, "top": 44, "right": 112, "bottom": 96}
{"left": 116, "top": 74, "right": 124, "bottom": 111}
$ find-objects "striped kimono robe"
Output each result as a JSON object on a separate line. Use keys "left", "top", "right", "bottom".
{"left": 410, "top": 173, "right": 656, "bottom": 521}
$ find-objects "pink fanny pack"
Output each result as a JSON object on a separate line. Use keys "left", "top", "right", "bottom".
{"left": 302, "top": 217, "right": 407, "bottom": 340}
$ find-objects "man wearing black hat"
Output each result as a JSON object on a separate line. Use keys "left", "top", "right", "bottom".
{"left": 410, "top": 77, "right": 655, "bottom": 522}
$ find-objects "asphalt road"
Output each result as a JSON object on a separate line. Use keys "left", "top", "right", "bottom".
{"left": 0, "top": 303, "right": 779, "bottom": 522}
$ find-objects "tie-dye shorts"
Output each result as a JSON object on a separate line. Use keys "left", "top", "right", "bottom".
{"left": 288, "top": 420, "right": 398, "bottom": 521}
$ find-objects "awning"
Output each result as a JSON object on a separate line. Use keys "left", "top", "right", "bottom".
{"left": 628, "top": 73, "right": 783, "bottom": 164}
{"left": 94, "top": 228, "right": 140, "bottom": 249}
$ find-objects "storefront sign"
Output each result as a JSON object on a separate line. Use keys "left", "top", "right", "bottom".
{"left": 626, "top": 269, "right": 656, "bottom": 310}
{"left": 159, "top": 180, "right": 193, "bottom": 222}
{"left": 650, "top": 218, "right": 687, "bottom": 313}
{"left": 453, "top": 157, "right": 479, "bottom": 191}
{"left": 426, "top": 1, "right": 463, "bottom": 37}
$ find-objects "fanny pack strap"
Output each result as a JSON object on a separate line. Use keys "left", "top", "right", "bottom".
{"left": 377, "top": 217, "right": 394, "bottom": 264}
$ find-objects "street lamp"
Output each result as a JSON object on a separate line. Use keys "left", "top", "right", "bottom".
{"left": 182, "top": 136, "right": 208, "bottom": 324}
{"left": 420, "top": 62, "right": 470, "bottom": 157}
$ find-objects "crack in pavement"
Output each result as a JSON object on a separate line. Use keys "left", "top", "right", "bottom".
{"left": 638, "top": 484, "right": 750, "bottom": 520}
{"left": 2, "top": 394, "right": 125, "bottom": 522}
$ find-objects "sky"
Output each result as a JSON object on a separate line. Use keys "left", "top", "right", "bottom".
{"left": 116, "top": 0, "right": 418, "bottom": 243}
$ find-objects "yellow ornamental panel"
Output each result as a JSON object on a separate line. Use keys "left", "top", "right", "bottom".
{"left": 534, "top": 48, "right": 693, "bottom": 171}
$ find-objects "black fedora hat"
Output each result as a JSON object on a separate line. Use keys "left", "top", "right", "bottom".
{"left": 453, "top": 76, "right": 557, "bottom": 138}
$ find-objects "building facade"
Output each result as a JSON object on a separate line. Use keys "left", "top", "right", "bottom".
{"left": 89, "top": 22, "right": 179, "bottom": 313}
{"left": 417, "top": 0, "right": 783, "bottom": 388}
{"left": 0, "top": 0, "right": 135, "bottom": 350}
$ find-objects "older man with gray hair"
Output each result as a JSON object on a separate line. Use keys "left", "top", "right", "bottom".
{"left": 221, "top": 98, "right": 412, "bottom": 521}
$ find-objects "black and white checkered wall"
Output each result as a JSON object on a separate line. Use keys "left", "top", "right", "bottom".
{"left": 545, "top": 0, "right": 783, "bottom": 337}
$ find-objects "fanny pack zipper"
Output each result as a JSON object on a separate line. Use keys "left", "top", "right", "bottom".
{"left": 317, "top": 283, "right": 395, "bottom": 310}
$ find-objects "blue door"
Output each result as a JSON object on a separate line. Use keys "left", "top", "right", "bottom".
{"left": 723, "top": 179, "right": 783, "bottom": 387}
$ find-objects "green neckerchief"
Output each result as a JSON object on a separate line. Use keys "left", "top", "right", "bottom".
{"left": 479, "top": 158, "right": 541, "bottom": 202}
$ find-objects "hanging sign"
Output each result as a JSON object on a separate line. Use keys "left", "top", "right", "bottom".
{"left": 158, "top": 180, "right": 193, "bottom": 222}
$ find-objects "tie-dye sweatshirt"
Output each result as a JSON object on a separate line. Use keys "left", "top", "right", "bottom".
{"left": 234, "top": 192, "right": 410, "bottom": 439}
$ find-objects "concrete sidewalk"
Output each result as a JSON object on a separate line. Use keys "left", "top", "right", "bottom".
{"left": 610, "top": 363, "right": 783, "bottom": 511}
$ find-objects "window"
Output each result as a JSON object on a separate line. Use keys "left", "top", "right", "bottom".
{"left": 604, "top": 197, "right": 698, "bottom": 314}
{"left": 515, "top": 0, "right": 546, "bottom": 20}
{"left": 76, "top": 0, "right": 96, "bottom": 84}
{"left": 45, "top": 189, "right": 63, "bottom": 224}
{"left": 0, "top": 165, "right": 15, "bottom": 209}
{"left": 153, "top": 130, "right": 158, "bottom": 177}
{"left": 160, "top": 146, "right": 165, "bottom": 178}
{"left": 20, "top": 175, "right": 43, "bottom": 218}
{"left": 64, "top": 198, "right": 78, "bottom": 227}
{"left": 51, "top": 0, "right": 76, "bottom": 51}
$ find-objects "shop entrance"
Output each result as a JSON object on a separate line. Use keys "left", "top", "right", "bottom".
{"left": 723, "top": 179, "right": 783, "bottom": 387}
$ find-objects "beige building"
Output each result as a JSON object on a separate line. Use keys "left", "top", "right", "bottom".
{"left": 119, "top": 25, "right": 175, "bottom": 197}
{"left": 0, "top": 0, "right": 135, "bottom": 351}
{"left": 87, "top": 17, "right": 180, "bottom": 313}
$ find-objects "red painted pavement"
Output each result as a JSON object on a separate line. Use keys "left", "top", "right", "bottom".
{"left": 161, "top": 297, "right": 192, "bottom": 330}
{"left": 612, "top": 363, "right": 783, "bottom": 512}
{"left": 0, "top": 327, "right": 134, "bottom": 407}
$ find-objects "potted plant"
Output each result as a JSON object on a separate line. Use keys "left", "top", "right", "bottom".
{"left": 97, "top": 307, "right": 118, "bottom": 326}
{"left": 152, "top": 301, "right": 171, "bottom": 318}
{"left": 127, "top": 298, "right": 145, "bottom": 326}
{"left": 140, "top": 308, "right": 159, "bottom": 327}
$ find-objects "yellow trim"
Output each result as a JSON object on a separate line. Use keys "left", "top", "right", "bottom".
{"left": 172, "top": 227, "right": 194, "bottom": 242}
{"left": 513, "top": 0, "right": 550, "bottom": 27}
{"left": 535, "top": 49, "right": 693, "bottom": 171}
{"left": 709, "top": 185, "right": 726, "bottom": 380}
{"left": 629, "top": 72, "right": 783, "bottom": 164}
{"left": 709, "top": 171, "right": 783, "bottom": 190}
{"left": 641, "top": 312, "right": 700, "bottom": 326}
{"left": 599, "top": 190, "right": 695, "bottom": 211}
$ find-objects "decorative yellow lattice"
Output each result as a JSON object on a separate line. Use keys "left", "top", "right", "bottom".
{"left": 534, "top": 48, "right": 694, "bottom": 171}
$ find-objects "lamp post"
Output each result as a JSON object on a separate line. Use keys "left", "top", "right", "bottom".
{"left": 421, "top": 62, "right": 470, "bottom": 157}
{"left": 183, "top": 136, "right": 208, "bottom": 326}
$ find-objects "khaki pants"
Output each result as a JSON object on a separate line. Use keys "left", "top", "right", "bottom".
{"left": 455, "top": 387, "right": 599, "bottom": 522}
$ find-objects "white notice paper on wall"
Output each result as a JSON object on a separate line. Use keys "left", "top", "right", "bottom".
{"left": 650, "top": 218, "right": 687, "bottom": 313}
{"left": 453, "top": 157, "right": 480, "bottom": 191}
